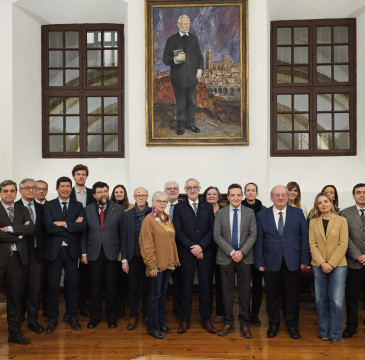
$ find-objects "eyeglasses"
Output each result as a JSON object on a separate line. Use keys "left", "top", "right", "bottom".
{"left": 1, "top": 189, "right": 16, "bottom": 194}
{"left": 185, "top": 186, "right": 200, "bottom": 192}
{"left": 155, "top": 200, "right": 168, "bottom": 205}
{"left": 272, "top": 194, "right": 288, "bottom": 198}
{"left": 165, "top": 187, "right": 178, "bottom": 191}
{"left": 21, "top": 186, "right": 36, "bottom": 191}
{"left": 134, "top": 195, "right": 148, "bottom": 199}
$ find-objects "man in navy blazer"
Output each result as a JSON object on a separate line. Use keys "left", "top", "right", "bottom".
{"left": 173, "top": 178, "right": 216, "bottom": 334}
{"left": 254, "top": 185, "right": 310, "bottom": 339}
{"left": 43, "top": 176, "right": 86, "bottom": 334}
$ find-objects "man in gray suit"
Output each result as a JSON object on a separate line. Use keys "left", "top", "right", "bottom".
{"left": 214, "top": 183, "right": 257, "bottom": 338}
{"left": 341, "top": 183, "right": 365, "bottom": 338}
{"left": 81, "top": 181, "right": 124, "bottom": 329}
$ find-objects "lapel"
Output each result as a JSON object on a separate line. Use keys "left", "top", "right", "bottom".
{"left": 223, "top": 206, "right": 231, "bottom": 242}
{"left": 315, "top": 216, "right": 327, "bottom": 243}
{"left": 176, "top": 32, "right": 186, "bottom": 51}
{"left": 103, "top": 201, "right": 115, "bottom": 227}
{"left": 184, "top": 198, "right": 197, "bottom": 221}
{"left": 0, "top": 203, "right": 11, "bottom": 225}
{"left": 351, "top": 205, "right": 364, "bottom": 228}
{"left": 239, "top": 205, "right": 248, "bottom": 235}
{"left": 268, "top": 206, "right": 280, "bottom": 236}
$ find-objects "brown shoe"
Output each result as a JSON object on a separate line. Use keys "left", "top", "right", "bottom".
{"left": 177, "top": 321, "right": 190, "bottom": 334}
{"left": 240, "top": 325, "right": 252, "bottom": 338}
{"left": 45, "top": 319, "right": 58, "bottom": 334}
{"left": 69, "top": 317, "right": 81, "bottom": 331}
{"left": 218, "top": 324, "right": 235, "bottom": 337}
{"left": 127, "top": 317, "right": 137, "bottom": 330}
{"left": 202, "top": 320, "right": 216, "bottom": 334}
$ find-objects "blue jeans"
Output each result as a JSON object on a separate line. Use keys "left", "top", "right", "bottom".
{"left": 312, "top": 266, "right": 347, "bottom": 341}
{"left": 147, "top": 270, "right": 172, "bottom": 333}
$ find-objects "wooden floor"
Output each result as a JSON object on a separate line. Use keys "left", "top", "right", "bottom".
{"left": 1, "top": 294, "right": 365, "bottom": 360}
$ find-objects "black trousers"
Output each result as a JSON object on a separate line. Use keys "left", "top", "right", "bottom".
{"left": 172, "top": 85, "right": 197, "bottom": 128}
{"left": 0, "top": 252, "right": 27, "bottom": 334}
{"left": 264, "top": 258, "right": 301, "bottom": 328}
{"left": 250, "top": 266, "right": 263, "bottom": 317}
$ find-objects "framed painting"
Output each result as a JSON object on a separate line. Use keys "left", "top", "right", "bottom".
{"left": 145, "top": 0, "right": 248, "bottom": 145}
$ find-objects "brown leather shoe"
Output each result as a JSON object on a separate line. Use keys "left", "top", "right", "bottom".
{"left": 45, "top": 319, "right": 58, "bottom": 334}
{"left": 69, "top": 317, "right": 81, "bottom": 331}
{"left": 218, "top": 324, "right": 235, "bottom": 337}
{"left": 240, "top": 325, "right": 252, "bottom": 338}
{"left": 127, "top": 317, "right": 137, "bottom": 330}
{"left": 177, "top": 321, "right": 190, "bottom": 334}
{"left": 202, "top": 320, "right": 216, "bottom": 334}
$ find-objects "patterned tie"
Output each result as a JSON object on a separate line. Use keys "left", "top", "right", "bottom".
{"left": 8, "top": 206, "right": 14, "bottom": 223}
{"left": 193, "top": 202, "right": 198, "bottom": 216}
{"left": 360, "top": 209, "right": 365, "bottom": 227}
{"left": 28, "top": 203, "right": 35, "bottom": 223}
{"left": 232, "top": 208, "right": 239, "bottom": 250}
{"left": 62, "top": 202, "right": 68, "bottom": 217}
{"left": 278, "top": 211, "right": 284, "bottom": 235}
{"left": 100, "top": 205, "right": 104, "bottom": 228}
{"left": 169, "top": 204, "right": 174, "bottom": 220}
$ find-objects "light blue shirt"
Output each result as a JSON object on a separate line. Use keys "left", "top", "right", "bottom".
{"left": 229, "top": 204, "right": 241, "bottom": 255}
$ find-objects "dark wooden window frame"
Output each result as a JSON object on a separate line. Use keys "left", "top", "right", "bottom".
{"left": 41, "top": 24, "right": 125, "bottom": 158}
{"left": 271, "top": 19, "right": 356, "bottom": 157}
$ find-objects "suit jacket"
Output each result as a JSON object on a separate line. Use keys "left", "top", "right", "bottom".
{"left": 0, "top": 203, "right": 34, "bottom": 267}
{"left": 340, "top": 205, "right": 365, "bottom": 269}
{"left": 163, "top": 32, "right": 204, "bottom": 89}
{"left": 254, "top": 205, "right": 310, "bottom": 271}
{"left": 43, "top": 198, "right": 86, "bottom": 261}
{"left": 121, "top": 206, "right": 152, "bottom": 262}
{"left": 173, "top": 199, "right": 214, "bottom": 258}
{"left": 15, "top": 199, "right": 45, "bottom": 262}
{"left": 309, "top": 213, "right": 348, "bottom": 268}
{"left": 213, "top": 205, "right": 257, "bottom": 266}
{"left": 70, "top": 186, "right": 94, "bottom": 207}
{"left": 81, "top": 201, "right": 124, "bottom": 261}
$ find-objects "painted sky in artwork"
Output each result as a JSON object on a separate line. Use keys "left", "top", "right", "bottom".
{"left": 153, "top": 6, "right": 241, "bottom": 71}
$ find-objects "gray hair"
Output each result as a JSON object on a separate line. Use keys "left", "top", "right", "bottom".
{"left": 177, "top": 14, "right": 190, "bottom": 24}
{"left": 36, "top": 180, "right": 48, "bottom": 189}
{"left": 184, "top": 178, "right": 200, "bottom": 188}
{"left": 134, "top": 187, "right": 148, "bottom": 195}
{"left": 270, "top": 185, "right": 289, "bottom": 200}
{"left": 152, "top": 191, "right": 168, "bottom": 202}
{"left": 19, "top": 178, "right": 36, "bottom": 189}
{"left": 0, "top": 180, "right": 17, "bottom": 192}
{"left": 164, "top": 181, "right": 179, "bottom": 190}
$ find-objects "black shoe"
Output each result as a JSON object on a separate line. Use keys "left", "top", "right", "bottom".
{"left": 108, "top": 321, "right": 117, "bottom": 329}
{"left": 250, "top": 315, "right": 261, "bottom": 326}
{"left": 45, "top": 319, "right": 58, "bottom": 334}
{"left": 177, "top": 127, "right": 185, "bottom": 135}
{"left": 87, "top": 319, "right": 100, "bottom": 329}
{"left": 8, "top": 332, "right": 31, "bottom": 345}
{"left": 149, "top": 331, "right": 164, "bottom": 339}
{"left": 69, "top": 317, "right": 81, "bottom": 331}
{"left": 63, "top": 311, "right": 70, "bottom": 322}
{"left": 343, "top": 328, "right": 357, "bottom": 338}
{"left": 267, "top": 325, "right": 279, "bottom": 338}
{"left": 187, "top": 125, "right": 201, "bottom": 133}
{"left": 160, "top": 326, "right": 172, "bottom": 334}
{"left": 79, "top": 306, "right": 90, "bottom": 318}
{"left": 288, "top": 327, "right": 300, "bottom": 339}
{"left": 28, "top": 320, "right": 44, "bottom": 333}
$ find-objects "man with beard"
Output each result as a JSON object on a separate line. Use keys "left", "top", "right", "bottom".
{"left": 81, "top": 182, "right": 124, "bottom": 329}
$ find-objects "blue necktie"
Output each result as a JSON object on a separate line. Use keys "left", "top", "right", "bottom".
{"left": 232, "top": 208, "right": 238, "bottom": 250}
{"left": 278, "top": 211, "right": 284, "bottom": 235}
{"left": 169, "top": 204, "right": 174, "bottom": 220}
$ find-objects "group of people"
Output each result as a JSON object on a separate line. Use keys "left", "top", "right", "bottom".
{"left": 0, "top": 167, "right": 365, "bottom": 346}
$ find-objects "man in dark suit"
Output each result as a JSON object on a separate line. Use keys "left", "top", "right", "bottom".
{"left": 163, "top": 14, "right": 204, "bottom": 135}
{"left": 254, "top": 185, "right": 310, "bottom": 339}
{"left": 16, "top": 178, "right": 45, "bottom": 334}
{"left": 214, "top": 184, "right": 257, "bottom": 338}
{"left": 81, "top": 181, "right": 124, "bottom": 329}
{"left": 341, "top": 183, "right": 365, "bottom": 338}
{"left": 121, "top": 187, "right": 151, "bottom": 330}
{"left": 35, "top": 180, "right": 48, "bottom": 204}
{"left": 173, "top": 178, "right": 216, "bottom": 334}
{"left": 43, "top": 176, "right": 86, "bottom": 334}
{"left": 0, "top": 179, "right": 34, "bottom": 344}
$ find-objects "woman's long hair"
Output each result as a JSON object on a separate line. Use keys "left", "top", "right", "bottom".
{"left": 310, "top": 192, "right": 335, "bottom": 219}
{"left": 111, "top": 184, "right": 130, "bottom": 211}
{"left": 286, "top": 181, "right": 302, "bottom": 208}
{"left": 321, "top": 184, "right": 339, "bottom": 213}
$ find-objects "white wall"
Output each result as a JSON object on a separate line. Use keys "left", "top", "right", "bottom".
{"left": 1, "top": 0, "right": 364, "bottom": 208}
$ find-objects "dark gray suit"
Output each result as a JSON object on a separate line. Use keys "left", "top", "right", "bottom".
{"left": 214, "top": 205, "right": 256, "bottom": 326}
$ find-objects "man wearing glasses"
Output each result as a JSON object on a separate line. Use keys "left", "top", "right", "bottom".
{"left": 173, "top": 178, "right": 216, "bottom": 334}
{"left": 121, "top": 187, "right": 151, "bottom": 331}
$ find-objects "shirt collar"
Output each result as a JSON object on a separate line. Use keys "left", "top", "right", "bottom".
{"left": 273, "top": 206, "right": 286, "bottom": 215}
{"left": 58, "top": 197, "right": 70, "bottom": 205}
{"left": 188, "top": 198, "right": 199, "bottom": 206}
{"left": 179, "top": 31, "right": 189, "bottom": 37}
{"left": 21, "top": 198, "right": 34, "bottom": 206}
{"left": 229, "top": 204, "right": 241, "bottom": 212}
{"left": 356, "top": 205, "right": 365, "bottom": 212}
{"left": 1, "top": 202, "right": 13, "bottom": 211}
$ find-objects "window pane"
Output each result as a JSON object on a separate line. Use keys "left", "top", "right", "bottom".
{"left": 65, "top": 31, "right": 79, "bottom": 48}
{"left": 87, "top": 31, "right": 102, "bottom": 48}
{"left": 277, "top": 133, "right": 292, "bottom": 150}
{"left": 87, "top": 69, "right": 102, "bottom": 86}
{"left": 334, "top": 113, "right": 349, "bottom": 130}
{"left": 49, "top": 51, "right": 63, "bottom": 67}
{"left": 317, "top": 65, "right": 331, "bottom": 82}
{"left": 294, "top": 47, "right": 308, "bottom": 63}
{"left": 65, "top": 97, "right": 79, "bottom": 114}
{"left": 277, "top": 47, "right": 291, "bottom": 65}
{"left": 334, "top": 26, "right": 348, "bottom": 43}
{"left": 65, "top": 70, "right": 79, "bottom": 86}
{"left": 66, "top": 135, "right": 80, "bottom": 152}
{"left": 49, "top": 70, "right": 63, "bottom": 86}
{"left": 277, "top": 95, "right": 292, "bottom": 112}
{"left": 87, "top": 97, "right": 102, "bottom": 114}
{"left": 49, "top": 31, "right": 63, "bottom": 48}
{"left": 294, "top": 113, "right": 309, "bottom": 130}
{"left": 294, "top": 133, "right": 309, "bottom": 150}
{"left": 87, "top": 135, "right": 102, "bottom": 151}
{"left": 104, "top": 31, "right": 118, "bottom": 47}
{"left": 277, "top": 66, "right": 291, "bottom": 83}
{"left": 317, "top": 133, "right": 332, "bottom": 150}
{"left": 277, "top": 114, "right": 292, "bottom": 131}
{"left": 317, "top": 94, "right": 332, "bottom": 111}
{"left": 294, "top": 27, "right": 308, "bottom": 44}
{"left": 88, "top": 116, "right": 102, "bottom": 133}
{"left": 104, "top": 50, "right": 118, "bottom": 67}
{"left": 334, "top": 93, "right": 349, "bottom": 111}
{"left": 294, "top": 94, "right": 308, "bottom": 112}
{"left": 65, "top": 51, "right": 79, "bottom": 67}
{"left": 104, "top": 69, "right": 118, "bottom": 86}
{"left": 104, "top": 135, "right": 118, "bottom": 151}
{"left": 293, "top": 66, "right": 309, "bottom": 83}
{"left": 317, "top": 113, "right": 332, "bottom": 130}
{"left": 334, "top": 132, "right": 350, "bottom": 149}
{"left": 334, "top": 65, "right": 349, "bottom": 82}
{"left": 104, "top": 116, "right": 118, "bottom": 132}
{"left": 49, "top": 97, "right": 63, "bottom": 114}
{"left": 317, "top": 46, "right": 331, "bottom": 63}
{"left": 66, "top": 116, "right": 80, "bottom": 133}
{"left": 277, "top": 28, "right": 291, "bottom": 45}
{"left": 104, "top": 97, "right": 118, "bottom": 114}
{"left": 49, "top": 116, "right": 63, "bottom": 133}
{"left": 87, "top": 50, "right": 101, "bottom": 67}
{"left": 317, "top": 26, "right": 331, "bottom": 44}
{"left": 50, "top": 135, "right": 63, "bottom": 152}
{"left": 334, "top": 45, "right": 348, "bottom": 63}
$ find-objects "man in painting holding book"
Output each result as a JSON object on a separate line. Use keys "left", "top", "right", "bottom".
{"left": 163, "top": 14, "right": 204, "bottom": 136}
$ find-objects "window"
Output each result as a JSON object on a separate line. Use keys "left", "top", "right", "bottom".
{"left": 271, "top": 19, "right": 356, "bottom": 156}
{"left": 42, "top": 24, "right": 124, "bottom": 157}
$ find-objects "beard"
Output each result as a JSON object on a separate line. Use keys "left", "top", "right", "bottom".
{"left": 98, "top": 196, "right": 108, "bottom": 205}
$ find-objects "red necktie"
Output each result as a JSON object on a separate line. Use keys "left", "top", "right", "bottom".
{"left": 100, "top": 205, "right": 104, "bottom": 228}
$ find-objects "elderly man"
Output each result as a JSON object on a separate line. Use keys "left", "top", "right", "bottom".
{"left": 254, "top": 185, "right": 310, "bottom": 339}
{"left": 163, "top": 14, "right": 204, "bottom": 135}
{"left": 35, "top": 180, "right": 48, "bottom": 204}
{"left": 173, "top": 178, "right": 215, "bottom": 334}
{"left": 121, "top": 187, "right": 151, "bottom": 330}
